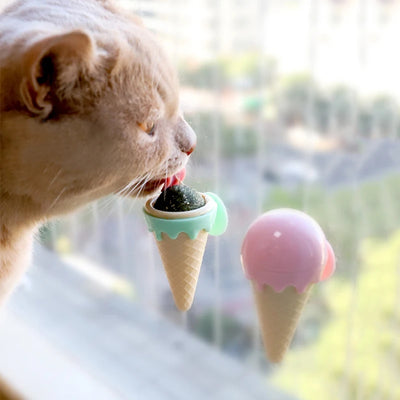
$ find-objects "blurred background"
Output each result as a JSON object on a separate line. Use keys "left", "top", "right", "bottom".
{"left": 1, "top": 0, "right": 400, "bottom": 399}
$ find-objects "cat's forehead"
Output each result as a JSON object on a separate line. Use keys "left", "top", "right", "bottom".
{"left": 113, "top": 27, "right": 179, "bottom": 120}
{"left": 140, "top": 37, "right": 179, "bottom": 118}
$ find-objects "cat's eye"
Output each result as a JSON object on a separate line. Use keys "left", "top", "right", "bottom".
{"left": 137, "top": 121, "right": 155, "bottom": 136}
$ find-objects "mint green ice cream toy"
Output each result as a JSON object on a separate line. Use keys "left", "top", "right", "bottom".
{"left": 143, "top": 185, "right": 228, "bottom": 311}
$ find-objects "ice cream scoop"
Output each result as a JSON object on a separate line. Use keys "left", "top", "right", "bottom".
{"left": 153, "top": 184, "right": 205, "bottom": 212}
{"left": 144, "top": 186, "right": 228, "bottom": 311}
{"left": 241, "top": 208, "right": 335, "bottom": 362}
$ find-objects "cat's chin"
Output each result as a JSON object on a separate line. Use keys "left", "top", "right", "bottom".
{"left": 135, "top": 168, "right": 187, "bottom": 197}
{"left": 139, "top": 180, "right": 167, "bottom": 196}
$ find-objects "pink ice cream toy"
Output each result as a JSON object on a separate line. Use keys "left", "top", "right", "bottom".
{"left": 241, "top": 208, "right": 335, "bottom": 363}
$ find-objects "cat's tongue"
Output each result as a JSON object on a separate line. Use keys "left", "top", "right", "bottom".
{"left": 164, "top": 168, "right": 186, "bottom": 189}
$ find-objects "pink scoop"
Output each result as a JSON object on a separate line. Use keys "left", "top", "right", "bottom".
{"left": 241, "top": 209, "right": 335, "bottom": 293}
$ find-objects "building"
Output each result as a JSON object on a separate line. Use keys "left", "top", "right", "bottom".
{"left": 121, "top": 0, "right": 400, "bottom": 99}
{"left": 123, "top": 0, "right": 265, "bottom": 60}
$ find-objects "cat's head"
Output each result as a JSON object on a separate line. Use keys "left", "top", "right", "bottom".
{"left": 0, "top": 1, "right": 195, "bottom": 220}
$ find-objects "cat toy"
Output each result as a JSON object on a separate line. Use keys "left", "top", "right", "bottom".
{"left": 144, "top": 184, "right": 227, "bottom": 311}
{"left": 241, "top": 209, "right": 335, "bottom": 363}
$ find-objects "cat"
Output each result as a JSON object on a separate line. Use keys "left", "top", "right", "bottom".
{"left": 0, "top": 0, "right": 196, "bottom": 306}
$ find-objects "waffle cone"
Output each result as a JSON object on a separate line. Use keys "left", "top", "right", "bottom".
{"left": 156, "top": 230, "right": 208, "bottom": 311}
{"left": 252, "top": 283, "right": 311, "bottom": 363}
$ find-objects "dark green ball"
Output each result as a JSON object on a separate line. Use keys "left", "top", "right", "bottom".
{"left": 153, "top": 184, "right": 205, "bottom": 212}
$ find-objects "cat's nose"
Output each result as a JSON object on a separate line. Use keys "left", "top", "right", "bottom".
{"left": 185, "top": 145, "right": 195, "bottom": 156}
{"left": 177, "top": 118, "right": 197, "bottom": 156}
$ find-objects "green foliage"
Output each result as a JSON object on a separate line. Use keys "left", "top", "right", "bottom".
{"left": 366, "top": 95, "right": 399, "bottom": 137}
{"left": 188, "top": 112, "right": 258, "bottom": 160}
{"left": 330, "top": 86, "right": 355, "bottom": 129}
{"left": 181, "top": 55, "right": 400, "bottom": 141}
{"left": 179, "top": 53, "right": 276, "bottom": 90}
{"left": 277, "top": 74, "right": 316, "bottom": 125}
{"left": 194, "top": 310, "right": 251, "bottom": 355}
{"left": 274, "top": 76, "right": 400, "bottom": 138}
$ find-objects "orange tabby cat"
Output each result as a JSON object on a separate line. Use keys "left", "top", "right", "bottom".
{"left": 0, "top": 0, "right": 196, "bottom": 306}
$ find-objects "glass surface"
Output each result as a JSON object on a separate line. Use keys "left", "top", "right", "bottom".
{"left": 8, "top": 1, "right": 400, "bottom": 399}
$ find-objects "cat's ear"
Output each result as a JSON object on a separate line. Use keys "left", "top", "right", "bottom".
{"left": 20, "top": 30, "right": 94, "bottom": 119}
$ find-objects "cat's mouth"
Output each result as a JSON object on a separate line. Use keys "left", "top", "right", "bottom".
{"left": 140, "top": 168, "right": 186, "bottom": 196}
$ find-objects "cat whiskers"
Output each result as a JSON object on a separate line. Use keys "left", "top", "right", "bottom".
{"left": 49, "top": 168, "right": 63, "bottom": 188}
{"left": 90, "top": 177, "right": 143, "bottom": 221}
{"left": 76, "top": 170, "right": 156, "bottom": 222}
{"left": 125, "top": 171, "right": 154, "bottom": 215}
{"left": 41, "top": 168, "right": 65, "bottom": 213}
{"left": 98, "top": 174, "right": 148, "bottom": 214}
{"left": 121, "top": 172, "right": 152, "bottom": 198}
{"left": 115, "top": 177, "right": 142, "bottom": 197}
{"left": 47, "top": 187, "right": 67, "bottom": 212}
{"left": 162, "top": 160, "right": 169, "bottom": 202}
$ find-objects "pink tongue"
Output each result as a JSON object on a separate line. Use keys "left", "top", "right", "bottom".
{"left": 164, "top": 168, "right": 186, "bottom": 189}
